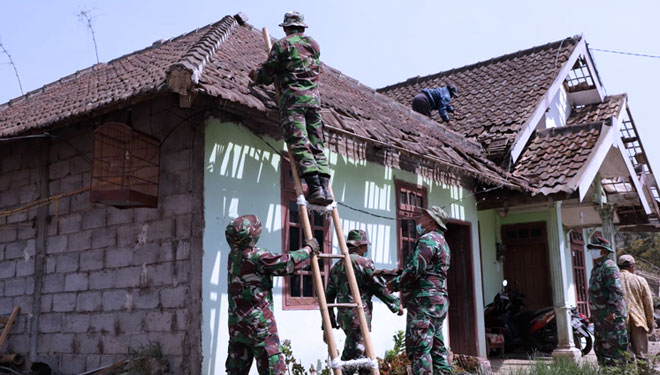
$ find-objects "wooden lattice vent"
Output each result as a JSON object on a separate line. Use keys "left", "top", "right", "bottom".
{"left": 90, "top": 122, "right": 160, "bottom": 208}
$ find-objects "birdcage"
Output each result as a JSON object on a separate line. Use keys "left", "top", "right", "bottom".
{"left": 90, "top": 122, "right": 160, "bottom": 208}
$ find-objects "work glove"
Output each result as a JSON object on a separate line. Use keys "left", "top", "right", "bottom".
{"left": 304, "top": 238, "right": 320, "bottom": 255}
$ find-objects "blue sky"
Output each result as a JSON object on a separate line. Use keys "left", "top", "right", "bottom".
{"left": 1, "top": 1, "right": 659, "bottom": 171}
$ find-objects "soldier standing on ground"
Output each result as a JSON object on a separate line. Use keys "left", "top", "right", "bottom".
{"left": 588, "top": 236, "right": 628, "bottom": 366}
{"left": 387, "top": 206, "right": 452, "bottom": 375}
{"left": 325, "top": 229, "right": 403, "bottom": 375}
{"left": 250, "top": 11, "right": 333, "bottom": 206}
{"left": 618, "top": 254, "right": 654, "bottom": 361}
{"left": 225, "top": 214, "right": 319, "bottom": 375}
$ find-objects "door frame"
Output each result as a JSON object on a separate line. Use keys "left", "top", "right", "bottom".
{"left": 446, "top": 218, "right": 479, "bottom": 356}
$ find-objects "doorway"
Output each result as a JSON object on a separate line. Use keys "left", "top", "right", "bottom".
{"left": 501, "top": 222, "right": 552, "bottom": 311}
{"left": 446, "top": 221, "right": 479, "bottom": 356}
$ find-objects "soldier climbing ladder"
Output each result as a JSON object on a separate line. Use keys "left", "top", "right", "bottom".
{"left": 260, "top": 27, "right": 380, "bottom": 375}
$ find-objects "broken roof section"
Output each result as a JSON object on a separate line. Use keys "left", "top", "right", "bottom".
{"left": 378, "top": 36, "right": 581, "bottom": 158}
{"left": 0, "top": 14, "right": 523, "bottom": 190}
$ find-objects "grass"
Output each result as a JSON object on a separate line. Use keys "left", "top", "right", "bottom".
{"left": 504, "top": 356, "right": 659, "bottom": 375}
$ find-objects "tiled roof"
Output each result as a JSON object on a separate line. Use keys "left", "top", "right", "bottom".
{"left": 566, "top": 94, "right": 626, "bottom": 125}
{"left": 512, "top": 122, "right": 603, "bottom": 195}
{"left": 378, "top": 36, "right": 581, "bottom": 156}
{"left": 0, "top": 14, "right": 524, "bottom": 190}
{"left": 0, "top": 17, "right": 237, "bottom": 137}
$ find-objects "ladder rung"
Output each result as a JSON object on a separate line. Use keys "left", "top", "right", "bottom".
{"left": 317, "top": 254, "right": 345, "bottom": 259}
{"left": 327, "top": 303, "right": 359, "bottom": 308}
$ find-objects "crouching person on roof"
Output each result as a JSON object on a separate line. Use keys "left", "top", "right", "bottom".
{"left": 225, "top": 214, "right": 320, "bottom": 375}
{"left": 387, "top": 206, "right": 451, "bottom": 375}
{"left": 249, "top": 11, "right": 333, "bottom": 206}
{"left": 411, "top": 85, "right": 459, "bottom": 122}
{"left": 325, "top": 229, "right": 403, "bottom": 375}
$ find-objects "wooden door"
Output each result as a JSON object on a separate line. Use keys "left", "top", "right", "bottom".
{"left": 446, "top": 221, "right": 478, "bottom": 356}
{"left": 501, "top": 222, "right": 552, "bottom": 311}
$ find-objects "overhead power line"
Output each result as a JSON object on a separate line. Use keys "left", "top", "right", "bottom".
{"left": 591, "top": 48, "right": 660, "bottom": 59}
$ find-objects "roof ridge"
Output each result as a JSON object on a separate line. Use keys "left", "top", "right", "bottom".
{"left": 167, "top": 15, "right": 239, "bottom": 84}
{"left": 377, "top": 35, "right": 583, "bottom": 93}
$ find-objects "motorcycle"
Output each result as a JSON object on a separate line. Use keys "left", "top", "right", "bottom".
{"left": 525, "top": 306, "right": 593, "bottom": 356}
{"left": 485, "top": 280, "right": 593, "bottom": 356}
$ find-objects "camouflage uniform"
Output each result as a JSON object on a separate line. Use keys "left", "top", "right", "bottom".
{"left": 325, "top": 230, "right": 401, "bottom": 374}
{"left": 252, "top": 13, "right": 330, "bottom": 177}
{"left": 588, "top": 237, "right": 628, "bottom": 367}
{"left": 390, "top": 226, "right": 451, "bottom": 375}
{"left": 225, "top": 215, "right": 313, "bottom": 375}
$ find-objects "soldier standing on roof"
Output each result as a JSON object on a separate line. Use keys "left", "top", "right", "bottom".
{"left": 411, "top": 85, "right": 459, "bottom": 122}
{"left": 249, "top": 11, "right": 333, "bottom": 206}
{"left": 225, "top": 214, "right": 320, "bottom": 375}
{"left": 325, "top": 229, "right": 403, "bottom": 375}
{"left": 587, "top": 236, "right": 628, "bottom": 366}
{"left": 387, "top": 206, "right": 452, "bottom": 375}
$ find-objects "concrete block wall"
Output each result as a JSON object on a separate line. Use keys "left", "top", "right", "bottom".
{"left": 0, "top": 98, "right": 203, "bottom": 374}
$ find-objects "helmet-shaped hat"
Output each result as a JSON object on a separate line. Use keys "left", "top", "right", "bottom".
{"left": 225, "top": 214, "right": 262, "bottom": 249}
{"left": 279, "top": 11, "right": 308, "bottom": 28}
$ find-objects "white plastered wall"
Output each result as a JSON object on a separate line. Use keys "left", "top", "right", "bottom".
{"left": 202, "top": 119, "right": 485, "bottom": 374}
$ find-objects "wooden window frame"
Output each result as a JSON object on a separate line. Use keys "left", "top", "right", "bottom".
{"left": 394, "top": 179, "right": 428, "bottom": 268}
{"left": 280, "top": 160, "right": 332, "bottom": 310}
{"left": 570, "top": 231, "right": 590, "bottom": 318}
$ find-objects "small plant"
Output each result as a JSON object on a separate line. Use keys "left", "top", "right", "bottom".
{"left": 281, "top": 339, "right": 330, "bottom": 375}
{"left": 378, "top": 331, "right": 410, "bottom": 375}
{"left": 106, "top": 341, "right": 168, "bottom": 375}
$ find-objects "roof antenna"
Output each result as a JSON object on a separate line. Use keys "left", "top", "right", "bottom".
{"left": 0, "top": 40, "right": 24, "bottom": 95}
{"left": 78, "top": 9, "right": 100, "bottom": 64}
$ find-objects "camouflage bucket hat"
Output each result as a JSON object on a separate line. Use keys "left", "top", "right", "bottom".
{"left": 423, "top": 206, "right": 448, "bottom": 231}
{"left": 225, "top": 214, "right": 263, "bottom": 249}
{"left": 279, "top": 11, "right": 308, "bottom": 28}
{"left": 346, "top": 229, "right": 369, "bottom": 248}
{"left": 587, "top": 236, "right": 613, "bottom": 253}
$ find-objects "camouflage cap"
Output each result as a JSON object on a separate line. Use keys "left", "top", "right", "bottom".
{"left": 279, "top": 11, "right": 308, "bottom": 28}
{"left": 346, "top": 229, "right": 369, "bottom": 248}
{"left": 587, "top": 236, "right": 613, "bottom": 252}
{"left": 618, "top": 254, "right": 635, "bottom": 267}
{"left": 225, "top": 214, "right": 262, "bottom": 249}
{"left": 423, "top": 206, "right": 448, "bottom": 231}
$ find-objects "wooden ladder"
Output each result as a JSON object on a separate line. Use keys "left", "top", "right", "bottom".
{"left": 261, "top": 28, "right": 379, "bottom": 375}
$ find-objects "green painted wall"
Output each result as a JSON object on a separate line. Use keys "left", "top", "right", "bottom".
{"left": 479, "top": 208, "right": 581, "bottom": 309}
{"left": 479, "top": 209, "right": 551, "bottom": 305}
{"left": 202, "top": 119, "right": 486, "bottom": 374}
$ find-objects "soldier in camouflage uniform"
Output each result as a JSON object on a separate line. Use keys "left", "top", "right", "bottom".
{"left": 588, "top": 236, "right": 628, "bottom": 366}
{"left": 325, "top": 229, "right": 403, "bottom": 375}
{"left": 250, "top": 11, "right": 332, "bottom": 206}
{"left": 387, "top": 206, "right": 451, "bottom": 375}
{"left": 225, "top": 214, "right": 320, "bottom": 375}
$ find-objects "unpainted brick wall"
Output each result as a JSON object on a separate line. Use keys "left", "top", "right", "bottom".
{"left": 0, "top": 98, "right": 203, "bottom": 374}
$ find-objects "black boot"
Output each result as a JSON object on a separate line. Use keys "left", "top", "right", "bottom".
{"left": 319, "top": 175, "right": 334, "bottom": 204}
{"left": 304, "top": 174, "right": 329, "bottom": 206}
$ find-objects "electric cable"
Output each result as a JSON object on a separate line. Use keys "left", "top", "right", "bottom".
{"left": 591, "top": 48, "right": 660, "bottom": 59}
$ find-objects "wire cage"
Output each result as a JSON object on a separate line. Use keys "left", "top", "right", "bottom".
{"left": 90, "top": 122, "right": 160, "bottom": 208}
